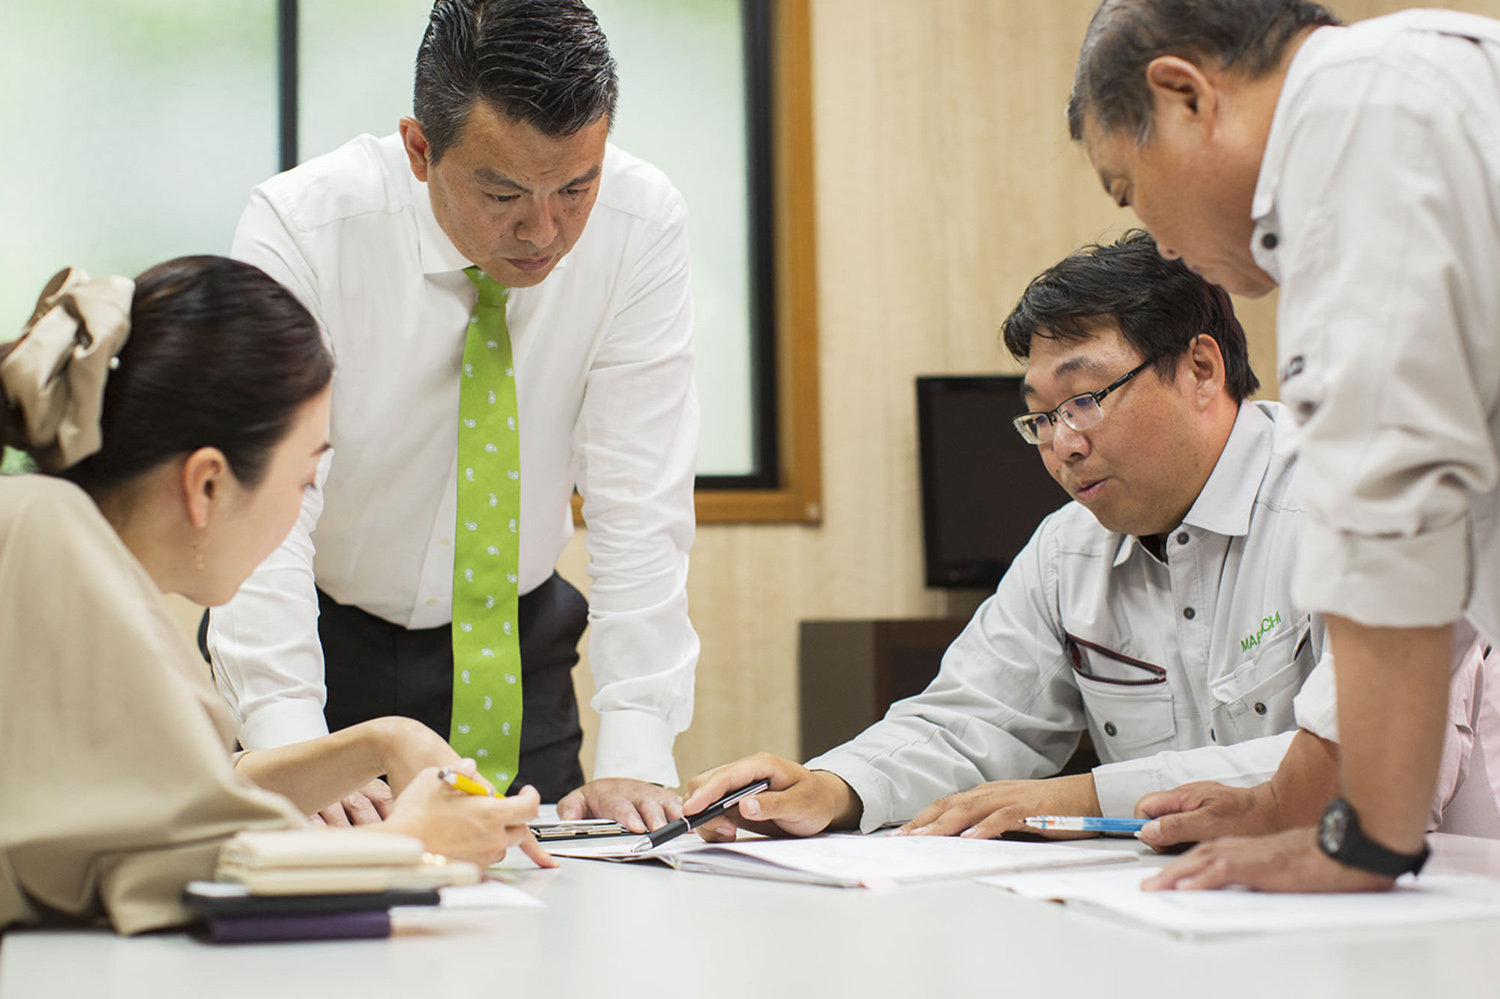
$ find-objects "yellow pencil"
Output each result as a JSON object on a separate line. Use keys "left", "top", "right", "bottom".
{"left": 437, "top": 768, "right": 494, "bottom": 796}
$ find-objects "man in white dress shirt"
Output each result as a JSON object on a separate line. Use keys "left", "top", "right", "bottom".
{"left": 209, "top": 0, "right": 698, "bottom": 831}
{"left": 1069, "top": 0, "right": 1500, "bottom": 891}
{"left": 685, "top": 232, "right": 1352, "bottom": 839}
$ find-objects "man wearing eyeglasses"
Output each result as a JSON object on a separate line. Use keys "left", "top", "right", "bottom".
{"left": 680, "top": 230, "right": 1383, "bottom": 838}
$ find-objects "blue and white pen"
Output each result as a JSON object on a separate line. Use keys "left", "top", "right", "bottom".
{"left": 1022, "top": 815, "right": 1149, "bottom": 834}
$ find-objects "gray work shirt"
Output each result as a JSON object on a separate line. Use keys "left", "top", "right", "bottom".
{"left": 1252, "top": 10, "right": 1500, "bottom": 644}
{"left": 810, "top": 401, "right": 1327, "bottom": 829}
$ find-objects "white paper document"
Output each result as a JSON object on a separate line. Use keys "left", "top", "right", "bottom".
{"left": 980, "top": 865, "right": 1500, "bottom": 936}
{"left": 433, "top": 880, "right": 544, "bottom": 909}
{"left": 389, "top": 880, "right": 543, "bottom": 930}
{"left": 552, "top": 832, "right": 1136, "bottom": 888}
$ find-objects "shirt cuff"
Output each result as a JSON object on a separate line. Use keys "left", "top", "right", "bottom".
{"left": 238, "top": 698, "right": 332, "bottom": 751}
{"left": 803, "top": 749, "right": 890, "bottom": 833}
{"left": 1093, "top": 732, "right": 1298, "bottom": 817}
{"left": 1294, "top": 517, "right": 1469, "bottom": 627}
{"left": 593, "top": 709, "right": 679, "bottom": 787}
{"left": 1091, "top": 758, "right": 1171, "bottom": 818}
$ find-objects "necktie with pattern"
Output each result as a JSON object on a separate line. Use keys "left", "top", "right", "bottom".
{"left": 451, "top": 266, "right": 523, "bottom": 792}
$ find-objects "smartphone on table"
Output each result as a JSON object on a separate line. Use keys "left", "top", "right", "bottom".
{"left": 527, "top": 818, "right": 629, "bottom": 842}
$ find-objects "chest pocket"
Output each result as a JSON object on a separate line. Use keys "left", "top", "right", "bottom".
{"left": 1209, "top": 617, "right": 1316, "bottom": 744}
{"left": 1066, "top": 634, "right": 1176, "bottom": 759}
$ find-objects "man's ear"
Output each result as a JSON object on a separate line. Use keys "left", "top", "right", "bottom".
{"left": 1187, "top": 334, "right": 1228, "bottom": 408}
{"left": 400, "top": 117, "right": 433, "bottom": 183}
{"left": 180, "top": 447, "right": 231, "bottom": 530}
{"left": 1145, "top": 56, "right": 1221, "bottom": 133}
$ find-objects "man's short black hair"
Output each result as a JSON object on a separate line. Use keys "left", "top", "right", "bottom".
{"left": 1068, "top": 0, "right": 1340, "bottom": 143}
{"left": 414, "top": 0, "right": 618, "bottom": 162}
{"left": 1002, "top": 230, "right": 1260, "bottom": 402}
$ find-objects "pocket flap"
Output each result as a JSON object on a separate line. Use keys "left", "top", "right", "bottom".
{"left": 1075, "top": 673, "right": 1176, "bottom": 753}
{"left": 1066, "top": 633, "right": 1167, "bottom": 686}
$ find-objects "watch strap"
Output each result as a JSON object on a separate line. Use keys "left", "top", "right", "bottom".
{"left": 1320, "top": 797, "right": 1429, "bottom": 878}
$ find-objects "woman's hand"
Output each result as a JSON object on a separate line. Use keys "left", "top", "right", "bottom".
{"left": 383, "top": 767, "right": 557, "bottom": 869}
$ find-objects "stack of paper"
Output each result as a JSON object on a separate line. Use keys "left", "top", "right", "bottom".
{"left": 550, "top": 832, "right": 1137, "bottom": 888}
{"left": 981, "top": 865, "right": 1500, "bottom": 937}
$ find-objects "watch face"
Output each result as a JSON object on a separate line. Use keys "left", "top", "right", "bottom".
{"left": 1320, "top": 802, "right": 1349, "bottom": 854}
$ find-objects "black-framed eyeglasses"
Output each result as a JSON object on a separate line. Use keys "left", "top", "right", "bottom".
{"left": 1012, "top": 353, "right": 1163, "bottom": 445}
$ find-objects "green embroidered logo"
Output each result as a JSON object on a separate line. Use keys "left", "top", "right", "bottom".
{"left": 1241, "top": 611, "right": 1283, "bottom": 653}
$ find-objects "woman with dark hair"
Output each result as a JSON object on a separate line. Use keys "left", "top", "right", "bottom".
{"left": 0, "top": 256, "right": 552, "bottom": 936}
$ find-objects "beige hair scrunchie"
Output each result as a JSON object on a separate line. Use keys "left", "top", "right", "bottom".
{"left": 0, "top": 267, "right": 134, "bottom": 471}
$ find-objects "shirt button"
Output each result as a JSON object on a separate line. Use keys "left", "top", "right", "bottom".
{"left": 1261, "top": 232, "right": 1279, "bottom": 250}
{"left": 1210, "top": 728, "right": 1217, "bottom": 742}
{"left": 1104, "top": 722, "right": 1118, "bottom": 737}
{"left": 1176, "top": 532, "right": 1189, "bottom": 545}
{"left": 1183, "top": 607, "right": 1196, "bottom": 620}
{"left": 1254, "top": 702, "right": 1268, "bottom": 716}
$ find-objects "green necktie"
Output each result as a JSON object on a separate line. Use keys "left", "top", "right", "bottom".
{"left": 451, "top": 266, "right": 522, "bottom": 792}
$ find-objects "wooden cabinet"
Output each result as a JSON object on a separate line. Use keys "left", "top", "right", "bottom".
{"left": 797, "top": 617, "right": 968, "bottom": 759}
{"left": 797, "top": 617, "right": 1098, "bottom": 774}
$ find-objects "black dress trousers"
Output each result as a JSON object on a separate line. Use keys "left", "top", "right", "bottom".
{"left": 316, "top": 571, "right": 589, "bottom": 802}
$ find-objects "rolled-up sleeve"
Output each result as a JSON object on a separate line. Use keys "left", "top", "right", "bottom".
{"left": 1271, "top": 63, "right": 1500, "bottom": 628}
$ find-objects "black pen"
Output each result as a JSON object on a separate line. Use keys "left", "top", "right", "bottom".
{"left": 630, "top": 779, "right": 772, "bottom": 853}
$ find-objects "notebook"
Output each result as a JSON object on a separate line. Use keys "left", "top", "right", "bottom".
{"left": 215, "top": 829, "right": 481, "bottom": 894}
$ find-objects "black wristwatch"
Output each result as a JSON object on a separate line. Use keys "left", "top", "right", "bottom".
{"left": 1317, "top": 797, "right": 1429, "bottom": 878}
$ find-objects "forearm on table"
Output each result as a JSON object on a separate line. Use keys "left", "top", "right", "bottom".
{"left": 1328, "top": 615, "right": 1453, "bottom": 853}
{"left": 1264, "top": 728, "right": 1342, "bottom": 828}
{"left": 808, "top": 723, "right": 1000, "bottom": 833}
{"left": 1094, "top": 731, "right": 1296, "bottom": 816}
{"left": 234, "top": 720, "right": 388, "bottom": 814}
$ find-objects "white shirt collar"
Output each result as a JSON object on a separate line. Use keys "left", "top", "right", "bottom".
{"left": 410, "top": 169, "right": 475, "bottom": 275}
{"left": 1250, "top": 25, "right": 1340, "bottom": 226}
{"left": 1249, "top": 25, "right": 1344, "bottom": 284}
{"left": 1182, "top": 401, "right": 1276, "bottom": 537}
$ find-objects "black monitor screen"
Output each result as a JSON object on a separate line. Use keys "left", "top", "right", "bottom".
{"left": 916, "top": 375, "right": 1072, "bottom": 589}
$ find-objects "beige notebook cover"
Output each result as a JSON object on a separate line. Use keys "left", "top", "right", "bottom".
{"left": 218, "top": 830, "right": 426, "bottom": 869}
{"left": 214, "top": 829, "right": 480, "bottom": 895}
{"left": 217, "top": 863, "right": 481, "bottom": 895}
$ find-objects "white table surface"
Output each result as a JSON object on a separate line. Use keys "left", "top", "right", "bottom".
{"left": 3, "top": 834, "right": 1499, "bottom": 999}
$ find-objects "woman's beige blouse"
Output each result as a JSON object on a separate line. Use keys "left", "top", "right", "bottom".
{"left": 0, "top": 475, "right": 303, "bottom": 935}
